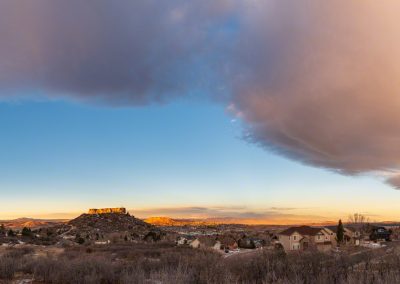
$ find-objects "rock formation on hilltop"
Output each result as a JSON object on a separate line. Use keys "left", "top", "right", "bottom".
{"left": 66, "top": 211, "right": 165, "bottom": 243}
{"left": 69, "top": 213, "right": 150, "bottom": 234}
{"left": 88, "top": 207, "right": 126, "bottom": 214}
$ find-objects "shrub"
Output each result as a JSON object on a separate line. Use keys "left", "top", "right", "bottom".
{"left": 77, "top": 237, "right": 85, "bottom": 245}
{"left": 22, "top": 227, "right": 32, "bottom": 237}
{"left": 0, "top": 255, "right": 18, "bottom": 280}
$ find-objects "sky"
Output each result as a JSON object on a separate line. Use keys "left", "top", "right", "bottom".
{"left": 1, "top": 1, "right": 400, "bottom": 222}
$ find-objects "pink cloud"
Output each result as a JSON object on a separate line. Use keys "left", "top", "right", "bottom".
{"left": 229, "top": 1, "right": 400, "bottom": 188}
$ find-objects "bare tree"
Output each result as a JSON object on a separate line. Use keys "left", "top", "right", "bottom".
{"left": 348, "top": 213, "right": 369, "bottom": 225}
{"left": 348, "top": 213, "right": 370, "bottom": 237}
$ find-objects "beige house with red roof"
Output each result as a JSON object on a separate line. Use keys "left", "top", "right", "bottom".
{"left": 278, "top": 226, "right": 333, "bottom": 252}
{"left": 322, "top": 226, "right": 361, "bottom": 246}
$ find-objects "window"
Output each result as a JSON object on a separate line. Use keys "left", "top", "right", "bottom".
{"left": 293, "top": 235, "right": 297, "bottom": 241}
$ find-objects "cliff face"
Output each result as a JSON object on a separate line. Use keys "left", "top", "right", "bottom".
{"left": 88, "top": 208, "right": 126, "bottom": 214}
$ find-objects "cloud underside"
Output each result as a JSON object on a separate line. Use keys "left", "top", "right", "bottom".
{"left": 1, "top": 1, "right": 400, "bottom": 187}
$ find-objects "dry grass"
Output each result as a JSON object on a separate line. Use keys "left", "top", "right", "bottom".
{"left": 1, "top": 243, "right": 400, "bottom": 283}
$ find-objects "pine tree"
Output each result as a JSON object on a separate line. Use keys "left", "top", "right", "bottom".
{"left": 0, "top": 224, "right": 5, "bottom": 235}
{"left": 336, "top": 219, "right": 344, "bottom": 244}
{"left": 22, "top": 227, "right": 32, "bottom": 237}
{"left": 7, "top": 229, "right": 15, "bottom": 237}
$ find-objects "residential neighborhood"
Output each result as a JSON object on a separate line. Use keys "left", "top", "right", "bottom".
{"left": 277, "top": 223, "right": 393, "bottom": 252}
{"left": 172, "top": 220, "right": 396, "bottom": 256}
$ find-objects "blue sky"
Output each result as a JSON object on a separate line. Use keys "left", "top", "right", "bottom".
{"left": 1, "top": 1, "right": 400, "bottom": 222}
{"left": 1, "top": 98, "right": 399, "bottom": 221}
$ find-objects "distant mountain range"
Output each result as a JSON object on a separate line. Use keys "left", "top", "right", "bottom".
{"left": 0, "top": 218, "right": 67, "bottom": 229}
{"left": 1, "top": 216, "right": 399, "bottom": 229}
{"left": 144, "top": 216, "right": 400, "bottom": 227}
{"left": 143, "top": 216, "right": 317, "bottom": 226}
{"left": 144, "top": 216, "right": 219, "bottom": 226}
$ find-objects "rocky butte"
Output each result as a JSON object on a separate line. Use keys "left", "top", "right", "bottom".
{"left": 88, "top": 207, "right": 127, "bottom": 214}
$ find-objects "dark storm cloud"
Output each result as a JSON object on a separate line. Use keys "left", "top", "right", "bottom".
{"left": 0, "top": 0, "right": 235, "bottom": 104}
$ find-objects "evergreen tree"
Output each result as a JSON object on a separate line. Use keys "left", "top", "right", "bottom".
{"left": 22, "top": 227, "right": 32, "bottom": 237}
{"left": 7, "top": 229, "right": 15, "bottom": 237}
{"left": 336, "top": 219, "right": 344, "bottom": 244}
{"left": 0, "top": 224, "right": 5, "bottom": 235}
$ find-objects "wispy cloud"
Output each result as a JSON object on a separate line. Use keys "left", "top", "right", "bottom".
{"left": 269, "top": 207, "right": 299, "bottom": 211}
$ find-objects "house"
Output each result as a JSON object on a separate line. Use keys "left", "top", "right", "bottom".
{"left": 213, "top": 240, "right": 222, "bottom": 250}
{"left": 176, "top": 236, "right": 189, "bottom": 246}
{"left": 346, "top": 226, "right": 361, "bottom": 245}
{"left": 370, "top": 227, "right": 391, "bottom": 241}
{"left": 238, "top": 237, "right": 265, "bottom": 249}
{"left": 388, "top": 226, "right": 400, "bottom": 240}
{"left": 278, "top": 226, "right": 332, "bottom": 252}
{"left": 323, "top": 226, "right": 361, "bottom": 246}
{"left": 143, "top": 231, "right": 164, "bottom": 242}
{"left": 186, "top": 236, "right": 222, "bottom": 250}
{"left": 217, "top": 235, "right": 238, "bottom": 251}
{"left": 189, "top": 238, "right": 201, "bottom": 248}
{"left": 176, "top": 235, "right": 196, "bottom": 246}
{"left": 238, "top": 237, "right": 255, "bottom": 249}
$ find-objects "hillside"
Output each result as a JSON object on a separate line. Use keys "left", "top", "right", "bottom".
{"left": 145, "top": 216, "right": 220, "bottom": 226}
{"left": 69, "top": 213, "right": 152, "bottom": 233}
{"left": 66, "top": 213, "right": 163, "bottom": 242}
{"left": 0, "top": 218, "right": 65, "bottom": 229}
{"left": 145, "top": 217, "right": 184, "bottom": 226}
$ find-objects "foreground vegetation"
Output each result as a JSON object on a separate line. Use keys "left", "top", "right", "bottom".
{"left": 1, "top": 242, "right": 400, "bottom": 284}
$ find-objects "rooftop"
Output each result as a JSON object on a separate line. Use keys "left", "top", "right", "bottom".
{"left": 279, "top": 226, "right": 323, "bottom": 236}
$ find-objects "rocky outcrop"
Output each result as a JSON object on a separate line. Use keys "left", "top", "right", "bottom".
{"left": 88, "top": 208, "right": 126, "bottom": 214}
{"left": 66, "top": 212, "right": 161, "bottom": 243}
